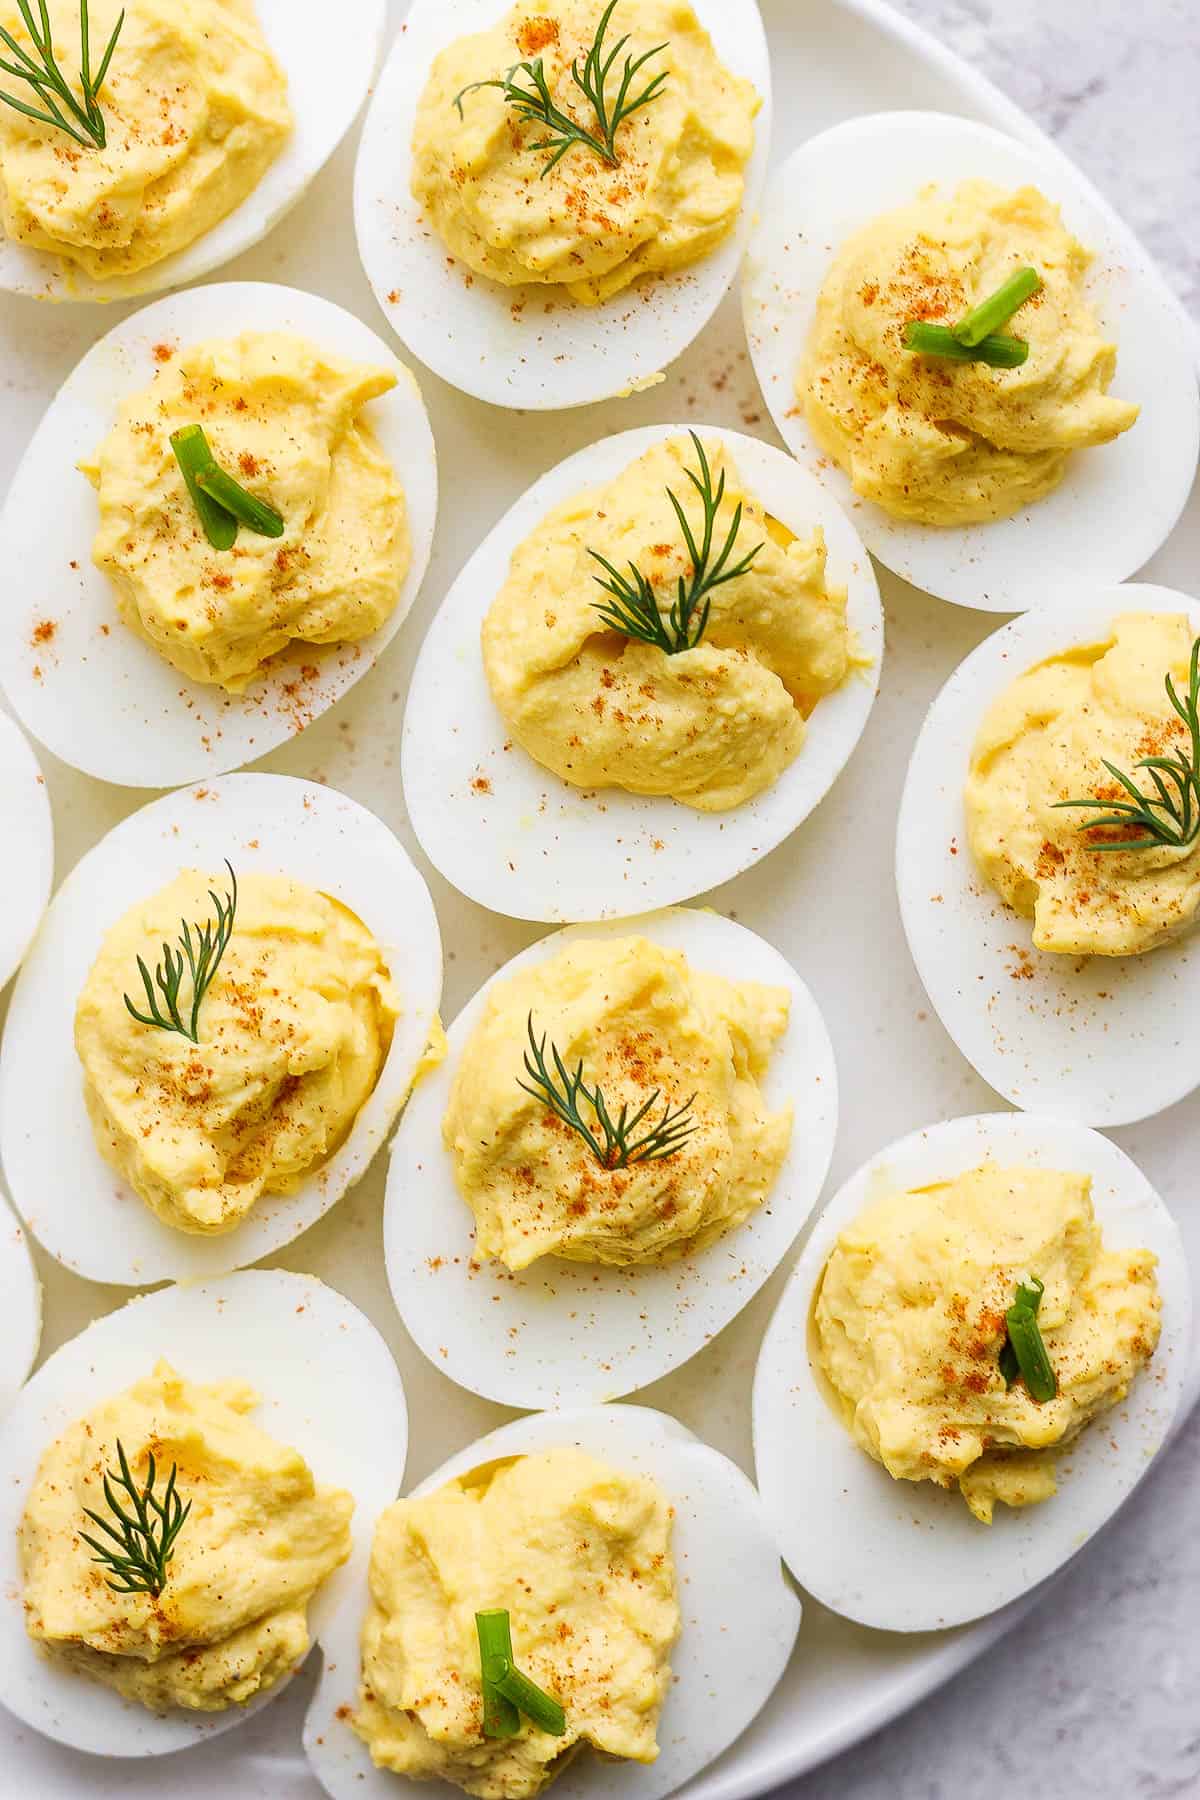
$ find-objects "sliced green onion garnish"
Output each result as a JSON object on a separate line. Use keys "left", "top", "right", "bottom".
{"left": 1001, "top": 1275, "right": 1058, "bottom": 1402}
{"left": 953, "top": 267, "right": 1042, "bottom": 347}
{"left": 169, "top": 425, "right": 238, "bottom": 552}
{"left": 196, "top": 464, "right": 286, "bottom": 539}
{"left": 903, "top": 321, "right": 1029, "bottom": 369}
{"left": 491, "top": 1661, "right": 567, "bottom": 1737}
{"left": 474, "top": 1609, "right": 566, "bottom": 1739}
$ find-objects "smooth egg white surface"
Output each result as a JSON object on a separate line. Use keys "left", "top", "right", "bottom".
{"left": 402, "top": 424, "right": 882, "bottom": 922}
{"left": 0, "top": 0, "right": 386, "bottom": 302}
{"left": 743, "top": 111, "right": 1200, "bottom": 612}
{"left": 0, "top": 773, "right": 443, "bottom": 1285}
{"left": 752, "top": 1112, "right": 1191, "bottom": 1634}
{"left": 897, "top": 584, "right": 1200, "bottom": 1126}
{"left": 0, "top": 711, "right": 52, "bottom": 990}
{"left": 304, "top": 1402, "right": 801, "bottom": 1800}
{"left": 0, "top": 1269, "right": 408, "bottom": 1756}
{"left": 0, "top": 282, "right": 438, "bottom": 787}
{"left": 0, "top": 1185, "right": 41, "bottom": 1414}
{"left": 385, "top": 907, "right": 836, "bottom": 1407}
{"left": 354, "top": 0, "right": 772, "bottom": 409}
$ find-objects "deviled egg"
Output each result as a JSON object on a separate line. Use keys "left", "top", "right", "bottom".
{"left": 0, "top": 772, "right": 442, "bottom": 1284}
{"left": 0, "top": 710, "right": 52, "bottom": 990}
{"left": 304, "top": 1403, "right": 800, "bottom": 1800}
{"left": 0, "top": 1186, "right": 40, "bottom": 1414}
{"left": 385, "top": 907, "right": 837, "bottom": 1407}
{"left": 0, "top": 281, "right": 437, "bottom": 787}
{"left": 744, "top": 111, "right": 1199, "bottom": 610}
{"left": 897, "top": 586, "right": 1200, "bottom": 1125}
{"left": 753, "top": 1112, "right": 1190, "bottom": 1632}
{"left": 0, "top": 0, "right": 386, "bottom": 301}
{"left": 0, "top": 1268, "right": 407, "bottom": 1755}
{"left": 355, "top": 0, "right": 771, "bottom": 408}
{"left": 402, "top": 423, "right": 882, "bottom": 922}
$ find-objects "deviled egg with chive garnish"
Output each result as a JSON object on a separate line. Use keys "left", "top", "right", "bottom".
{"left": 402, "top": 423, "right": 881, "bottom": 922}
{"left": 0, "top": 710, "right": 52, "bottom": 992}
{"left": 0, "top": 281, "right": 437, "bottom": 787}
{"left": 0, "top": 1268, "right": 407, "bottom": 1755}
{"left": 0, "top": 772, "right": 443, "bottom": 1285}
{"left": 305, "top": 1403, "right": 800, "bottom": 1800}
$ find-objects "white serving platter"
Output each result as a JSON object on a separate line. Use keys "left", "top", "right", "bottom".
{"left": 0, "top": 0, "right": 1196, "bottom": 1795}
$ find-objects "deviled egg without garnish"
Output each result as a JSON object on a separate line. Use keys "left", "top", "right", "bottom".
{"left": 385, "top": 907, "right": 836, "bottom": 1408}
{"left": 0, "top": 1186, "right": 40, "bottom": 1414}
{"left": 0, "top": 710, "right": 52, "bottom": 990}
{"left": 354, "top": 0, "right": 771, "bottom": 409}
{"left": 897, "top": 586, "right": 1200, "bottom": 1126}
{"left": 0, "top": 0, "right": 386, "bottom": 302}
{"left": 753, "top": 1112, "right": 1190, "bottom": 1633}
{"left": 743, "top": 111, "right": 1199, "bottom": 611}
{"left": 0, "top": 772, "right": 442, "bottom": 1285}
{"left": 304, "top": 1403, "right": 800, "bottom": 1800}
{"left": 402, "top": 424, "right": 881, "bottom": 923}
{"left": 0, "top": 1268, "right": 407, "bottom": 1755}
{"left": 0, "top": 281, "right": 437, "bottom": 787}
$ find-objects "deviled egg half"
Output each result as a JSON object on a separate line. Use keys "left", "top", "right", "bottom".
{"left": 0, "top": 0, "right": 385, "bottom": 300}
{"left": 0, "top": 1268, "right": 407, "bottom": 1755}
{"left": 305, "top": 1403, "right": 800, "bottom": 1800}
{"left": 0, "top": 710, "right": 52, "bottom": 990}
{"left": 0, "top": 772, "right": 442, "bottom": 1285}
{"left": 898, "top": 585, "right": 1200, "bottom": 1125}
{"left": 0, "top": 281, "right": 438, "bottom": 787}
{"left": 355, "top": 0, "right": 772, "bottom": 408}
{"left": 403, "top": 423, "right": 882, "bottom": 922}
{"left": 743, "top": 111, "right": 1199, "bottom": 610}
{"left": 0, "top": 1185, "right": 40, "bottom": 1414}
{"left": 385, "top": 907, "right": 836, "bottom": 1408}
{"left": 753, "top": 1112, "right": 1190, "bottom": 1633}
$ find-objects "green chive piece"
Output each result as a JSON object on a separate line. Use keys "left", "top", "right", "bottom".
{"left": 196, "top": 464, "right": 286, "bottom": 539}
{"left": 903, "top": 321, "right": 1030, "bottom": 369}
{"left": 169, "top": 425, "right": 238, "bottom": 552}
{"left": 953, "top": 267, "right": 1042, "bottom": 348}
{"left": 475, "top": 1611, "right": 520, "bottom": 1739}
{"left": 492, "top": 1662, "right": 567, "bottom": 1738}
{"left": 999, "top": 1276, "right": 1043, "bottom": 1388}
{"left": 1001, "top": 1276, "right": 1058, "bottom": 1402}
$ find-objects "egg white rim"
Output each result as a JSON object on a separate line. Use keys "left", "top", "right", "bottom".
{"left": 0, "top": 711, "right": 53, "bottom": 992}
{"left": 353, "top": 0, "right": 773, "bottom": 409}
{"left": 0, "top": 1181, "right": 42, "bottom": 1413}
{"left": 742, "top": 110, "right": 1200, "bottom": 612}
{"left": 0, "top": 772, "right": 443, "bottom": 1285}
{"left": 385, "top": 905, "right": 838, "bottom": 1408}
{"left": 0, "top": 0, "right": 387, "bottom": 303}
{"left": 0, "top": 1268, "right": 408, "bottom": 1756}
{"left": 752, "top": 1111, "right": 1191, "bottom": 1634}
{"left": 897, "top": 582, "right": 1200, "bottom": 1127}
{"left": 401, "top": 422, "right": 883, "bottom": 922}
{"left": 0, "top": 282, "right": 438, "bottom": 788}
{"left": 304, "top": 1402, "right": 801, "bottom": 1800}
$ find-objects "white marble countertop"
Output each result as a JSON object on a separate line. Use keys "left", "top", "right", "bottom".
{"left": 786, "top": 3, "right": 1200, "bottom": 1793}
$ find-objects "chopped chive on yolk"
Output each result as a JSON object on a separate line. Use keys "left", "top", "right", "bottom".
{"left": 168, "top": 423, "right": 285, "bottom": 548}
{"left": 999, "top": 1275, "right": 1058, "bottom": 1403}
{"left": 475, "top": 1609, "right": 567, "bottom": 1739}
{"left": 904, "top": 266, "right": 1043, "bottom": 368}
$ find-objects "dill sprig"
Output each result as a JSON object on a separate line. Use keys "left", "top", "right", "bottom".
{"left": 590, "top": 431, "right": 764, "bottom": 655}
{"left": 123, "top": 862, "right": 238, "bottom": 1045}
{"left": 1053, "top": 634, "right": 1200, "bottom": 852}
{"left": 452, "top": 0, "right": 668, "bottom": 177}
{"left": 0, "top": 0, "right": 123, "bottom": 150}
{"left": 79, "top": 1439, "right": 191, "bottom": 1599}
{"left": 518, "top": 1012, "right": 698, "bottom": 1170}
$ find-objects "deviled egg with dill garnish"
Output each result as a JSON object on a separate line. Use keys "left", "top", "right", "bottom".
{"left": 0, "top": 1268, "right": 407, "bottom": 1755}
{"left": 305, "top": 1403, "right": 800, "bottom": 1800}
{"left": 753, "top": 1112, "right": 1190, "bottom": 1633}
{"left": 743, "top": 111, "right": 1199, "bottom": 610}
{"left": 897, "top": 586, "right": 1200, "bottom": 1126}
{"left": 0, "top": 0, "right": 386, "bottom": 301}
{"left": 354, "top": 0, "right": 772, "bottom": 408}
{"left": 0, "top": 772, "right": 443, "bottom": 1286}
{"left": 384, "top": 907, "right": 837, "bottom": 1408}
{"left": 402, "top": 423, "right": 881, "bottom": 923}
{"left": 0, "top": 281, "right": 437, "bottom": 788}
{"left": 0, "top": 710, "right": 52, "bottom": 992}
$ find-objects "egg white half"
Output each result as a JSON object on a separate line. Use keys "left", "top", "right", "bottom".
{"left": 386, "top": 906, "right": 837, "bottom": 1407}
{"left": 753, "top": 1111, "right": 1191, "bottom": 1634}
{"left": 743, "top": 110, "right": 1200, "bottom": 612}
{"left": 0, "top": 711, "right": 52, "bottom": 990}
{"left": 0, "top": 772, "right": 443, "bottom": 1285}
{"left": 0, "top": 1183, "right": 41, "bottom": 1414}
{"left": 304, "top": 1402, "right": 801, "bottom": 1800}
{"left": 0, "top": 281, "right": 438, "bottom": 787}
{"left": 0, "top": 0, "right": 386, "bottom": 302}
{"left": 897, "top": 583, "right": 1200, "bottom": 1126}
{"left": 402, "top": 423, "right": 882, "bottom": 922}
{"left": 0, "top": 1269, "right": 407, "bottom": 1756}
{"left": 354, "top": 0, "right": 772, "bottom": 409}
